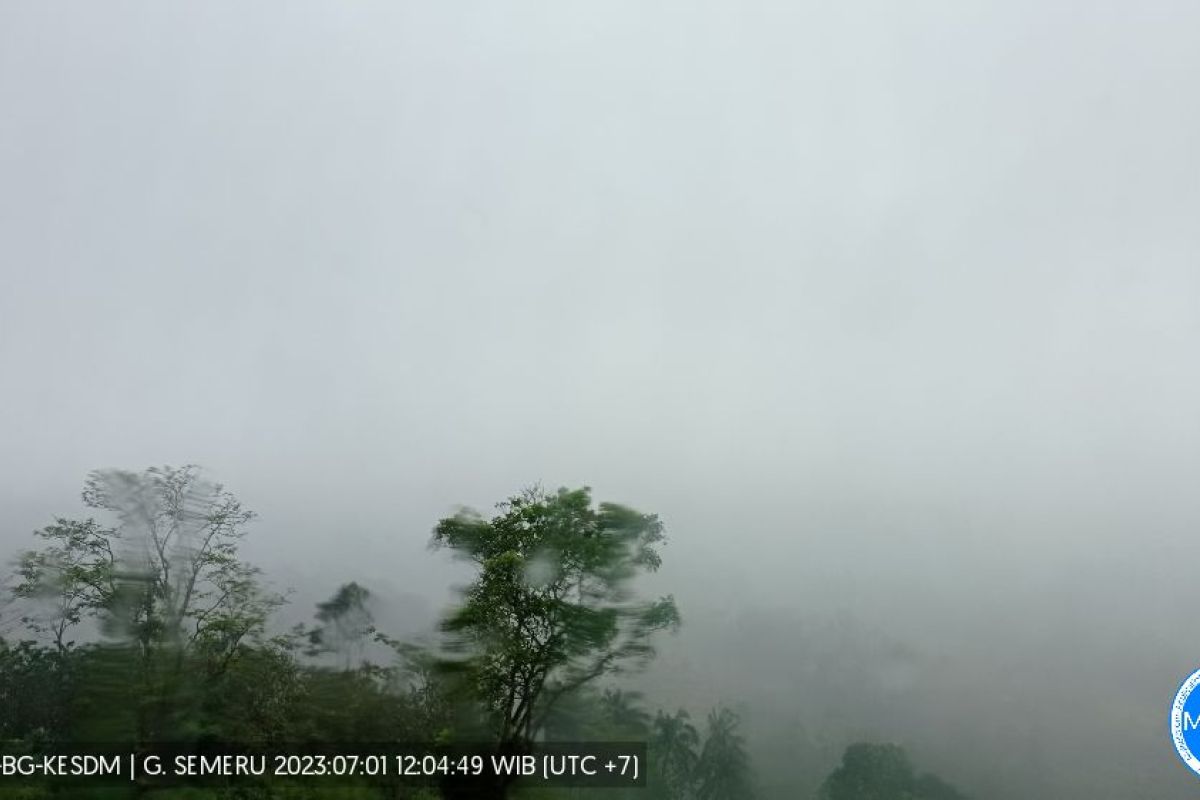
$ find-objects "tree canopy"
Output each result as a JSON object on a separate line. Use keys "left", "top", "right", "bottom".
{"left": 819, "top": 742, "right": 969, "bottom": 800}
{"left": 432, "top": 485, "right": 680, "bottom": 752}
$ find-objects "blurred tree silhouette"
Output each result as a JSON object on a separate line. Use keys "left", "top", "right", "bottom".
{"left": 307, "top": 582, "right": 375, "bottom": 670}
{"left": 598, "top": 688, "right": 651, "bottom": 738}
{"left": 696, "top": 706, "right": 754, "bottom": 800}
{"left": 819, "top": 742, "right": 968, "bottom": 800}
{"left": 650, "top": 708, "right": 700, "bottom": 800}
{"left": 14, "top": 518, "right": 117, "bottom": 654}
{"left": 11, "top": 466, "right": 283, "bottom": 743}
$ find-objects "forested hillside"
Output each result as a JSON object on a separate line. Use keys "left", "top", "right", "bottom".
{"left": 0, "top": 465, "right": 966, "bottom": 800}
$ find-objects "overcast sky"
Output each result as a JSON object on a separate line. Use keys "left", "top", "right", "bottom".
{"left": 2, "top": 4, "right": 1199, "bottom": 796}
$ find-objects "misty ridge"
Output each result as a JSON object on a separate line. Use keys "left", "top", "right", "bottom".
{"left": 3, "top": 2, "right": 1200, "bottom": 799}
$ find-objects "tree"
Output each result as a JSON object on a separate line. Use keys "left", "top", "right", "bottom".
{"left": 696, "top": 706, "right": 754, "bottom": 800}
{"left": 79, "top": 465, "right": 281, "bottom": 664}
{"left": 599, "top": 687, "right": 651, "bottom": 737}
{"left": 308, "top": 582, "right": 375, "bottom": 670}
{"left": 13, "top": 518, "right": 117, "bottom": 654}
{"left": 819, "top": 743, "right": 914, "bottom": 800}
{"left": 819, "top": 742, "right": 969, "bottom": 800}
{"left": 11, "top": 466, "right": 283, "bottom": 742}
{"left": 650, "top": 708, "right": 700, "bottom": 800}
{"left": 431, "top": 486, "right": 680, "bottom": 795}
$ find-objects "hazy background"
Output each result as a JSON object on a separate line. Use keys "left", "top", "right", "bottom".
{"left": 2, "top": 3, "right": 1199, "bottom": 797}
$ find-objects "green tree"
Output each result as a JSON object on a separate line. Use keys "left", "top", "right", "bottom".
{"left": 650, "top": 708, "right": 699, "bottom": 800}
{"left": 13, "top": 518, "right": 117, "bottom": 654}
{"left": 537, "top": 684, "right": 605, "bottom": 741}
{"left": 598, "top": 688, "right": 651, "bottom": 737}
{"left": 819, "top": 742, "right": 969, "bottom": 800}
{"left": 13, "top": 466, "right": 284, "bottom": 743}
{"left": 696, "top": 706, "right": 753, "bottom": 800}
{"left": 431, "top": 486, "right": 680, "bottom": 796}
{"left": 80, "top": 465, "right": 281, "bottom": 665}
{"left": 198, "top": 632, "right": 305, "bottom": 743}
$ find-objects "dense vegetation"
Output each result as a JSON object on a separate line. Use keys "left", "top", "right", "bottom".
{"left": 0, "top": 466, "right": 969, "bottom": 799}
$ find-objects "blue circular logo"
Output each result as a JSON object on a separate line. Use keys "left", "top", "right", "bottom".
{"left": 1170, "top": 669, "right": 1200, "bottom": 775}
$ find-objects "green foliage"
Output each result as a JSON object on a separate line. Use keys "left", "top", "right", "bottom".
{"left": 0, "top": 638, "right": 75, "bottom": 740}
{"left": 82, "top": 465, "right": 283, "bottom": 662}
{"left": 818, "top": 743, "right": 968, "bottom": 800}
{"left": 695, "top": 707, "right": 754, "bottom": 800}
{"left": 598, "top": 688, "right": 651, "bottom": 738}
{"left": 431, "top": 486, "right": 680, "bottom": 748}
{"left": 14, "top": 518, "right": 117, "bottom": 652}
{"left": 650, "top": 709, "right": 699, "bottom": 800}
{"left": 911, "top": 774, "right": 970, "bottom": 800}
{"left": 6, "top": 466, "right": 288, "bottom": 745}
{"left": 13, "top": 466, "right": 283, "bottom": 672}
{"left": 196, "top": 636, "right": 305, "bottom": 742}
{"left": 522, "top": 689, "right": 744, "bottom": 800}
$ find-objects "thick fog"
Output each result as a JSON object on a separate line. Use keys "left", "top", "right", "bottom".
{"left": 2, "top": 3, "right": 1199, "bottom": 798}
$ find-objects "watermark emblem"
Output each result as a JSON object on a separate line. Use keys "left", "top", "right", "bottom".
{"left": 1169, "top": 668, "right": 1200, "bottom": 775}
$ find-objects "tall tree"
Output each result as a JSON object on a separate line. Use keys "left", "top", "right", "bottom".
{"left": 79, "top": 465, "right": 280, "bottom": 664}
{"left": 599, "top": 687, "right": 652, "bottom": 737}
{"left": 308, "top": 581, "right": 375, "bottom": 670}
{"left": 651, "top": 708, "right": 700, "bottom": 800}
{"left": 432, "top": 486, "right": 680, "bottom": 794}
{"left": 696, "top": 706, "right": 754, "bottom": 800}
{"left": 11, "top": 466, "right": 283, "bottom": 742}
